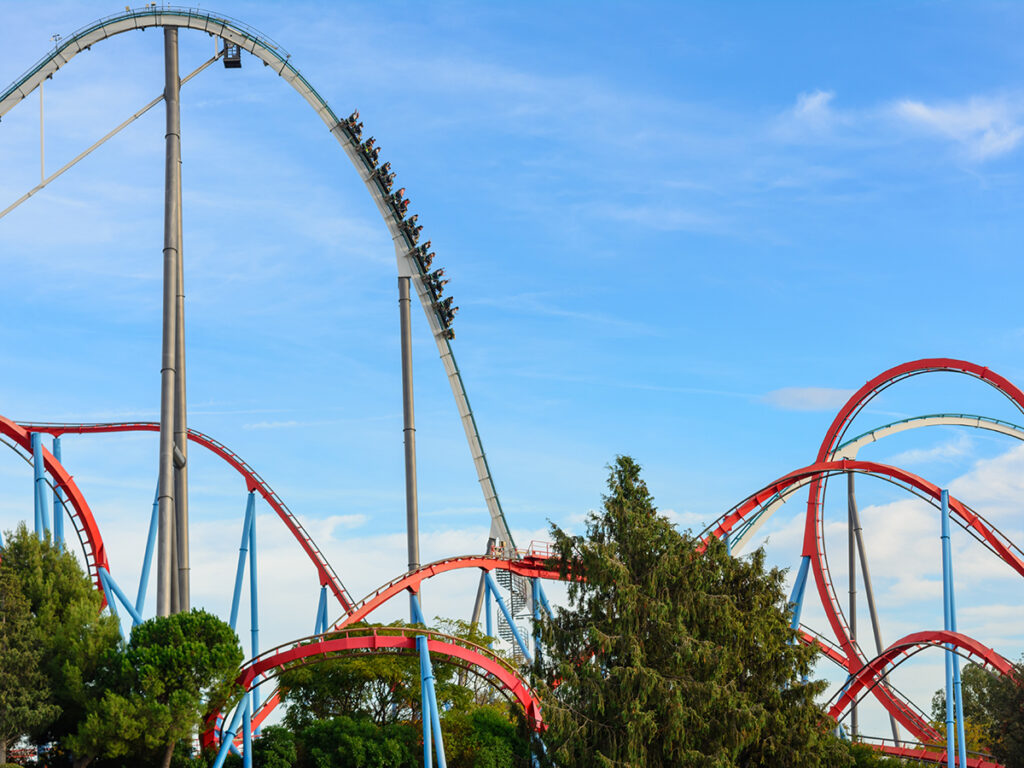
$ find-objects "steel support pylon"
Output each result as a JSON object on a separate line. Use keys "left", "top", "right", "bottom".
{"left": 157, "top": 27, "right": 183, "bottom": 617}
{"left": 400, "top": 276, "right": 420, "bottom": 619}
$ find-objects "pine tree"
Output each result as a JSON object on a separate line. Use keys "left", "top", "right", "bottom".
{"left": 0, "top": 566, "right": 58, "bottom": 763}
{"left": 536, "top": 456, "right": 849, "bottom": 768}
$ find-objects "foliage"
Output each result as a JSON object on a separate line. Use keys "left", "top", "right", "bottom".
{"left": 843, "top": 741, "right": 911, "bottom": 766}
{"left": 442, "top": 704, "right": 531, "bottom": 768}
{"left": 294, "top": 714, "right": 416, "bottom": 768}
{"left": 252, "top": 725, "right": 298, "bottom": 768}
{"left": 278, "top": 621, "right": 477, "bottom": 730}
{"left": 67, "top": 609, "right": 244, "bottom": 768}
{"left": 1, "top": 523, "right": 121, "bottom": 749}
{"left": 0, "top": 565, "right": 58, "bottom": 763}
{"left": 928, "top": 657, "right": 1024, "bottom": 765}
{"left": 535, "top": 456, "right": 850, "bottom": 768}
{"left": 988, "top": 658, "right": 1024, "bottom": 768}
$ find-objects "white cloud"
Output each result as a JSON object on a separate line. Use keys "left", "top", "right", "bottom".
{"left": 773, "top": 90, "right": 843, "bottom": 140}
{"left": 886, "top": 434, "right": 974, "bottom": 465}
{"left": 761, "top": 386, "right": 854, "bottom": 412}
{"left": 893, "top": 96, "right": 1024, "bottom": 160}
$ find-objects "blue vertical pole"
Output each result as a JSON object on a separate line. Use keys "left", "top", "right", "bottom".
{"left": 484, "top": 572, "right": 533, "bottom": 663}
{"left": 532, "top": 577, "right": 541, "bottom": 662}
{"left": 31, "top": 433, "right": 48, "bottom": 539}
{"left": 485, "top": 577, "right": 494, "bottom": 649}
{"left": 789, "top": 555, "right": 811, "bottom": 631}
{"left": 242, "top": 695, "right": 253, "bottom": 768}
{"left": 211, "top": 701, "right": 246, "bottom": 768}
{"left": 249, "top": 506, "right": 260, "bottom": 728}
{"left": 315, "top": 585, "right": 328, "bottom": 634}
{"left": 136, "top": 482, "right": 161, "bottom": 615}
{"left": 725, "top": 531, "right": 731, "bottom": 557}
{"left": 940, "top": 490, "right": 967, "bottom": 767}
{"left": 229, "top": 493, "right": 255, "bottom": 630}
{"left": 51, "top": 436, "right": 64, "bottom": 550}
{"left": 941, "top": 490, "right": 955, "bottom": 768}
{"left": 536, "top": 581, "right": 554, "bottom": 619}
{"left": 419, "top": 634, "right": 432, "bottom": 767}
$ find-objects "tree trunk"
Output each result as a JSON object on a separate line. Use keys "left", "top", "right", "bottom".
{"left": 0, "top": 737, "right": 7, "bottom": 765}
{"left": 159, "top": 740, "right": 176, "bottom": 768}
{"left": 72, "top": 754, "right": 93, "bottom": 768}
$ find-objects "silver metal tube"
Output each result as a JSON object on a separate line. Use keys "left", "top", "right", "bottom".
{"left": 847, "top": 472, "right": 857, "bottom": 738}
{"left": 174, "top": 126, "right": 190, "bottom": 613}
{"left": 1, "top": 53, "right": 220, "bottom": 222}
{"left": 470, "top": 538, "right": 496, "bottom": 627}
{"left": 39, "top": 80, "right": 44, "bottom": 183}
{"left": 399, "top": 277, "right": 419, "bottom": 583}
{"left": 157, "top": 27, "right": 182, "bottom": 618}
{"left": 849, "top": 473, "right": 900, "bottom": 745}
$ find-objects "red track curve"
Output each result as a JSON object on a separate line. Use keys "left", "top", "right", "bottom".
{"left": 805, "top": 360, "right": 1024, "bottom": 675}
{"left": 245, "top": 552, "right": 569, "bottom": 733}
{"left": 17, "top": 421, "right": 354, "bottom": 611}
{"left": 202, "top": 626, "right": 543, "bottom": 751}
{"left": 706, "top": 458, "right": 1024, "bottom": 741}
{"left": 829, "top": 630, "right": 1012, "bottom": 720}
{"left": 332, "top": 553, "right": 567, "bottom": 630}
{"left": 0, "top": 416, "right": 109, "bottom": 596}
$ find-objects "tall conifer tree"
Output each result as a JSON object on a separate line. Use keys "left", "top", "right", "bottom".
{"left": 536, "top": 456, "right": 849, "bottom": 767}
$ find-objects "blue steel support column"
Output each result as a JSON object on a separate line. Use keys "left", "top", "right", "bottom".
{"left": 536, "top": 581, "right": 554, "bottom": 619}
{"left": 31, "top": 432, "right": 48, "bottom": 539}
{"left": 532, "top": 578, "right": 541, "bottom": 662}
{"left": 940, "top": 489, "right": 967, "bottom": 768}
{"left": 136, "top": 483, "right": 161, "bottom": 616}
{"left": 788, "top": 555, "right": 811, "bottom": 631}
{"left": 315, "top": 585, "right": 328, "bottom": 634}
{"left": 212, "top": 701, "right": 246, "bottom": 768}
{"left": 51, "top": 436, "right": 64, "bottom": 550}
{"left": 484, "top": 577, "right": 494, "bottom": 649}
{"left": 418, "top": 634, "right": 432, "bottom": 767}
{"left": 249, "top": 508, "right": 260, "bottom": 726}
{"left": 412, "top": 594, "right": 447, "bottom": 767}
{"left": 99, "top": 566, "right": 143, "bottom": 626}
{"left": 229, "top": 493, "right": 255, "bottom": 630}
{"left": 941, "top": 490, "right": 956, "bottom": 768}
{"left": 484, "top": 572, "right": 533, "bottom": 663}
{"left": 242, "top": 695, "right": 253, "bottom": 768}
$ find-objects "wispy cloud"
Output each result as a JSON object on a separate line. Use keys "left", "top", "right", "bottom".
{"left": 893, "top": 96, "right": 1024, "bottom": 160}
{"left": 761, "top": 386, "right": 854, "bottom": 412}
{"left": 887, "top": 434, "right": 974, "bottom": 465}
{"left": 773, "top": 90, "right": 845, "bottom": 141}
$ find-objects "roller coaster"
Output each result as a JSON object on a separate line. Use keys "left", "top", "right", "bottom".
{"left": 1, "top": 7, "right": 1021, "bottom": 768}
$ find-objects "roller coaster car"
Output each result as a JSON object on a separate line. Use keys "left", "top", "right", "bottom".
{"left": 373, "top": 163, "right": 395, "bottom": 192}
{"left": 442, "top": 328, "right": 455, "bottom": 340}
{"left": 223, "top": 42, "right": 242, "bottom": 68}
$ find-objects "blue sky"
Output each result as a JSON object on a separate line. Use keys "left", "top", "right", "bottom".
{"left": 3, "top": 0, "right": 1024, "bottom": 740}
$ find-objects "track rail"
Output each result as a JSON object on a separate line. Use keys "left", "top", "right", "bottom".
{"left": 0, "top": 4, "right": 515, "bottom": 551}
{"left": 0, "top": 416, "right": 108, "bottom": 596}
{"left": 805, "top": 360, "right": 1024, "bottom": 677}
{"left": 202, "top": 625, "right": 543, "bottom": 751}
{"left": 828, "top": 630, "right": 1012, "bottom": 720}
{"left": 17, "top": 421, "right": 355, "bottom": 611}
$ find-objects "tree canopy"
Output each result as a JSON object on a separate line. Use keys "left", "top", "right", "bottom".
{"left": 536, "top": 455, "right": 849, "bottom": 768}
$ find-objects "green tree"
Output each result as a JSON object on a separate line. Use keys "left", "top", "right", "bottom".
{"left": 536, "top": 456, "right": 850, "bottom": 768}
{"left": 0, "top": 566, "right": 59, "bottom": 762}
{"left": 929, "top": 658, "right": 1024, "bottom": 765}
{"left": 1, "top": 523, "right": 121, "bottom": 749}
{"left": 988, "top": 658, "right": 1024, "bottom": 768}
{"left": 68, "top": 609, "right": 244, "bottom": 768}
{"left": 442, "top": 705, "right": 531, "bottom": 768}
{"left": 252, "top": 724, "right": 297, "bottom": 768}
{"left": 279, "top": 621, "right": 477, "bottom": 730}
{"left": 294, "top": 714, "right": 416, "bottom": 768}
